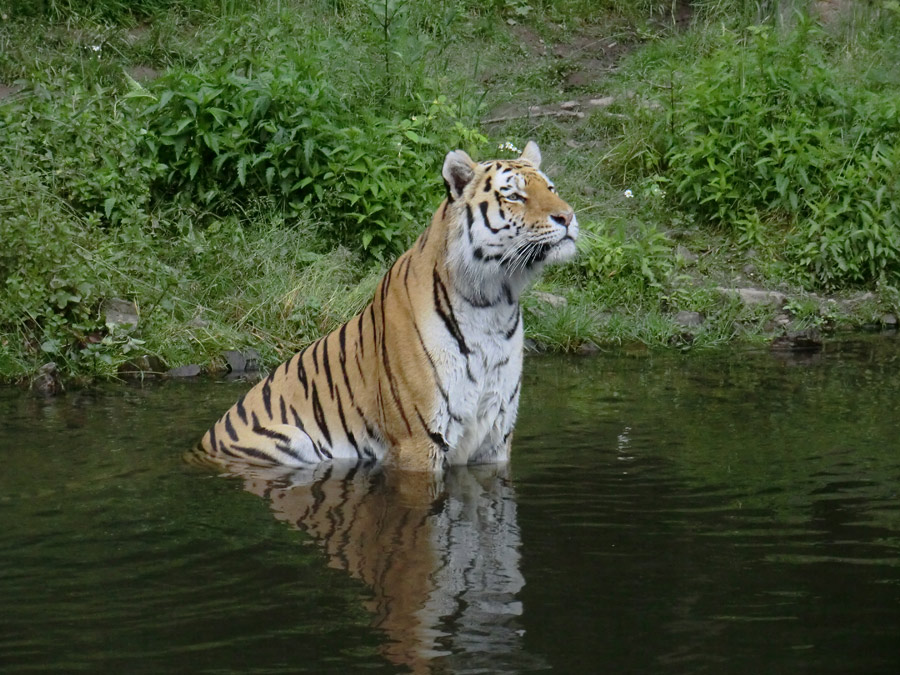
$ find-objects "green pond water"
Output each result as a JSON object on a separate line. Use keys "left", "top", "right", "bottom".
{"left": 1, "top": 338, "right": 899, "bottom": 673}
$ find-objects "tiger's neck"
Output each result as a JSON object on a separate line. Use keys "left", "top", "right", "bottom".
{"left": 434, "top": 200, "right": 539, "bottom": 314}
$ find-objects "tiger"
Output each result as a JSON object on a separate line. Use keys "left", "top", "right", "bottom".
{"left": 197, "top": 140, "right": 578, "bottom": 472}
{"left": 222, "top": 460, "right": 531, "bottom": 674}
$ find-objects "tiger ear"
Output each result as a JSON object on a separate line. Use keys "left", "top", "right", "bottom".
{"left": 442, "top": 149, "right": 476, "bottom": 201}
{"left": 520, "top": 140, "right": 541, "bottom": 168}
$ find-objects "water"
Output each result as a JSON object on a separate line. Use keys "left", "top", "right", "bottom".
{"left": 2, "top": 338, "right": 899, "bottom": 673}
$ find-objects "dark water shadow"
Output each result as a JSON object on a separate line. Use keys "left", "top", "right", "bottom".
{"left": 207, "top": 459, "right": 538, "bottom": 674}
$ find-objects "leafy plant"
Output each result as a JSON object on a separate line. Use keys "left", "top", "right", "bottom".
{"left": 640, "top": 18, "right": 900, "bottom": 288}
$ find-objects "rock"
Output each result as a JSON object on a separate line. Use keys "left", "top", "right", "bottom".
{"left": 718, "top": 287, "right": 787, "bottom": 307}
{"left": 675, "top": 245, "right": 698, "bottom": 265}
{"left": 764, "top": 313, "right": 792, "bottom": 332}
{"left": 742, "top": 263, "right": 758, "bottom": 277}
{"left": 576, "top": 341, "right": 600, "bottom": 355}
{"left": 559, "top": 100, "right": 578, "bottom": 110}
{"left": 589, "top": 96, "right": 615, "bottom": 107}
{"left": 881, "top": 313, "right": 898, "bottom": 328}
{"left": 31, "top": 362, "right": 62, "bottom": 397}
{"left": 118, "top": 354, "right": 166, "bottom": 377}
{"left": 674, "top": 310, "right": 704, "bottom": 327}
{"left": 167, "top": 364, "right": 201, "bottom": 378}
{"left": 770, "top": 328, "right": 823, "bottom": 352}
{"left": 532, "top": 291, "right": 568, "bottom": 308}
{"left": 103, "top": 298, "right": 139, "bottom": 328}
{"left": 223, "top": 348, "right": 261, "bottom": 373}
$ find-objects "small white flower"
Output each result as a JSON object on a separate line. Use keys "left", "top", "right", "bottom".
{"left": 498, "top": 141, "right": 521, "bottom": 154}
{"left": 91, "top": 44, "right": 101, "bottom": 52}
{"left": 624, "top": 189, "right": 634, "bottom": 198}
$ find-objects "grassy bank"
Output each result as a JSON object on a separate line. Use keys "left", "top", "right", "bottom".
{"left": 1, "top": 0, "right": 899, "bottom": 383}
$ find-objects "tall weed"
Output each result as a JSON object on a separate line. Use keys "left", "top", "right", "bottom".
{"left": 638, "top": 18, "right": 900, "bottom": 287}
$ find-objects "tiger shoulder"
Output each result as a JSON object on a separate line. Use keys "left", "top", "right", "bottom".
{"left": 198, "top": 140, "right": 578, "bottom": 472}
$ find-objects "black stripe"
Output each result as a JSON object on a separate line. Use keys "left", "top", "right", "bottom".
{"left": 311, "top": 382, "right": 332, "bottom": 447}
{"left": 483, "top": 176, "right": 492, "bottom": 192}
{"left": 432, "top": 267, "right": 470, "bottom": 355}
{"left": 381, "top": 261, "right": 393, "bottom": 299}
{"left": 417, "top": 408, "right": 449, "bottom": 453}
{"left": 480, "top": 199, "right": 508, "bottom": 233}
{"left": 236, "top": 396, "right": 248, "bottom": 425}
{"left": 356, "top": 312, "right": 366, "bottom": 357}
{"left": 230, "top": 444, "right": 277, "bottom": 464}
{"left": 224, "top": 413, "right": 239, "bottom": 442}
{"left": 338, "top": 334, "right": 355, "bottom": 400}
{"left": 403, "top": 255, "right": 412, "bottom": 287}
{"left": 473, "top": 246, "right": 502, "bottom": 263}
{"left": 261, "top": 375, "right": 274, "bottom": 420}
{"left": 355, "top": 351, "right": 367, "bottom": 386}
{"left": 296, "top": 348, "right": 309, "bottom": 398}
{"left": 465, "top": 204, "right": 474, "bottom": 242}
{"left": 311, "top": 339, "right": 320, "bottom": 374}
{"left": 322, "top": 335, "right": 334, "bottom": 399}
{"left": 509, "top": 377, "right": 521, "bottom": 404}
{"left": 410, "top": 315, "right": 452, "bottom": 409}
{"left": 208, "top": 426, "right": 218, "bottom": 455}
{"left": 251, "top": 411, "right": 261, "bottom": 429}
{"left": 368, "top": 305, "right": 377, "bottom": 349}
{"left": 279, "top": 396, "right": 288, "bottom": 425}
{"left": 254, "top": 425, "right": 291, "bottom": 444}
{"left": 338, "top": 322, "right": 347, "bottom": 362}
{"left": 354, "top": 403, "right": 378, "bottom": 444}
{"left": 504, "top": 309, "right": 522, "bottom": 340}
{"left": 289, "top": 404, "right": 305, "bottom": 430}
{"left": 335, "top": 389, "right": 362, "bottom": 459}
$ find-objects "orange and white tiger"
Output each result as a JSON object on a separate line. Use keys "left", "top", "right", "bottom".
{"left": 197, "top": 141, "right": 578, "bottom": 472}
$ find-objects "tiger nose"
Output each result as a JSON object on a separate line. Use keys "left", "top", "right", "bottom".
{"left": 551, "top": 211, "right": 574, "bottom": 228}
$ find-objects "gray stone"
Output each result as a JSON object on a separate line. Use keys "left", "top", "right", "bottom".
{"left": 718, "top": 287, "right": 787, "bottom": 307}
{"left": 532, "top": 291, "right": 568, "bottom": 308}
{"left": 559, "top": 100, "right": 578, "bottom": 110}
{"left": 882, "top": 313, "right": 898, "bottom": 327}
{"left": 167, "top": 364, "right": 201, "bottom": 378}
{"left": 576, "top": 341, "right": 600, "bottom": 355}
{"left": 103, "top": 298, "right": 139, "bottom": 328}
{"left": 770, "top": 328, "right": 823, "bottom": 352}
{"left": 118, "top": 354, "right": 166, "bottom": 377}
{"left": 32, "top": 362, "right": 62, "bottom": 397}
{"left": 674, "top": 310, "right": 703, "bottom": 327}
{"left": 223, "top": 348, "right": 262, "bottom": 373}
{"left": 675, "top": 245, "right": 698, "bottom": 265}
{"left": 589, "top": 95, "right": 615, "bottom": 107}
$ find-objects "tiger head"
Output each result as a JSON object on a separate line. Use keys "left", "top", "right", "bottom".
{"left": 441, "top": 141, "right": 578, "bottom": 279}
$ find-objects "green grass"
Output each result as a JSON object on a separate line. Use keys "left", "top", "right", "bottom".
{"left": 2, "top": 0, "right": 900, "bottom": 382}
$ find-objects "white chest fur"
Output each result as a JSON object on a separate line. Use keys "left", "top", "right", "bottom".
{"left": 424, "top": 282, "right": 524, "bottom": 466}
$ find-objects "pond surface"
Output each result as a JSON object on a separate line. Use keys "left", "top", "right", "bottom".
{"left": 2, "top": 338, "right": 899, "bottom": 673}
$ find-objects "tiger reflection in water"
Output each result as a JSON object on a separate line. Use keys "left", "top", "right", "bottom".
{"left": 216, "top": 459, "right": 532, "bottom": 673}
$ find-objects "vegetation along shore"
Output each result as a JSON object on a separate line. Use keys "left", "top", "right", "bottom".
{"left": 1, "top": 0, "right": 899, "bottom": 387}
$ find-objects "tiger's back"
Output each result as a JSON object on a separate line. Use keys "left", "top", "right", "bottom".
{"left": 198, "top": 140, "right": 578, "bottom": 472}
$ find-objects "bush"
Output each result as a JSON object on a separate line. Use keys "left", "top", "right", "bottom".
{"left": 642, "top": 18, "right": 900, "bottom": 288}
{"left": 136, "top": 45, "right": 486, "bottom": 257}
